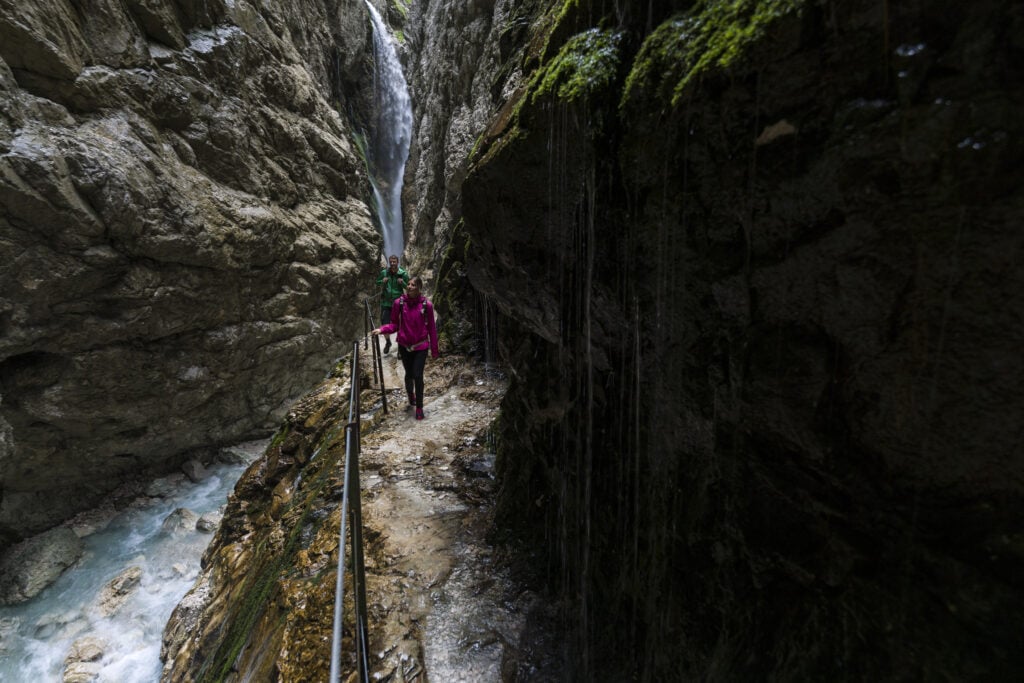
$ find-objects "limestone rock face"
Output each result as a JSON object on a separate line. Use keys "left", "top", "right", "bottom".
{"left": 0, "top": 526, "right": 84, "bottom": 604}
{"left": 96, "top": 565, "right": 142, "bottom": 616}
{"left": 0, "top": 0, "right": 381, "bottom": 548}
{"left": 451, "top": 0, "right": 1024, "bottom": 679}
{"left": 403, "top": 0, "right": 523, "bottom": 275}
{"left": 160, "top": 374, "right": 352, "bottom": 682}
{"left": 63, "top": 635, "right": 106, "bottom": 683}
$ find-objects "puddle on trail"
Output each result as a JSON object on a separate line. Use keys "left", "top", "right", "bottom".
{"left": 422, "top": 542, "right": 525, "bottom": 682}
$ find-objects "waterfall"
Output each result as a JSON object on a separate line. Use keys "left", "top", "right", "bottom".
{"left": 364, "top": 0, "right": 412, "bottom": 260}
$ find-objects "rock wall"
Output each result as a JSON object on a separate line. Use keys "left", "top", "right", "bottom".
{"left": 160, "top": 370, "right": 352, "bottom": 682}
{"left": 452, "top": 0, "right": 1024, "bottom": 678}
{"left": 24, "top": 0, "right": 1011, "bottom": 677}
{"left": 402, "top": 0, "right": 535, "bottom": 281}
{"left": 0, "top": 0, "right": 381, "bottom": 547}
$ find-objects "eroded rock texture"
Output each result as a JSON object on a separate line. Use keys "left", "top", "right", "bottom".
{"left": 8, "top": 0, "right": 1019, "bottom": 678}
{"left": 159, "top": 370, "right": 352, "bottom": 683}
{"left": 402, "top": 0, "right": 530, "bottom": 273}
{"left": 0, "top": 0, "right": 380, "bottom": 546}
{"left": 446, "top": 0, "right": 1023, "bottom": 678}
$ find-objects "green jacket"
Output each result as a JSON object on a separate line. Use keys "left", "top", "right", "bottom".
{"left": 376, "top": 266, "right": 409, "bottom": 308}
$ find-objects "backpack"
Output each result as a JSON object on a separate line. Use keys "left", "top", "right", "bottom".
{"left": 397, "top": 295, "right": 428, "bottom": 322}
{"left": 396, "top": 295, "right": 430, "bottom": 352}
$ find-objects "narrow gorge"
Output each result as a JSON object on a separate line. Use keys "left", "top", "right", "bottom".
{"left": 1, "top": 0, "right": 1021, "bottom": 681}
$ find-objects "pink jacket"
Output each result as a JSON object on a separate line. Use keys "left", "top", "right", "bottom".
{"left": 379, "top": 295, "right": 439, "bottom": 357}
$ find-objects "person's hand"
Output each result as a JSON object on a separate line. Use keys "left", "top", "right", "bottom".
{"left": 432, "top": 352, "right": 439, "bottom": 359}
{"left": 371, "top": 329, "right": 380, "bottom": 336}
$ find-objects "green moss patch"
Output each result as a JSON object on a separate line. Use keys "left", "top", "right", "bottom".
{"left": 531, "top": 27, "right": 625, "bottom": 104}
{"left": 198, "top": 407, "right": 351, "bottom": 682}
{"left": 622, "top": 0, "right": 807, "bottom": 109}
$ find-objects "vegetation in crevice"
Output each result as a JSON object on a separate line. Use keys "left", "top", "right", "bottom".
{"left": 470, "top": 0, "right": 621, "bottom": 166}
{"left": 269, "top": 424, "right": 290, "bottom": 449}
{"left": 530, "top": 27, "right": 625, "bottom": 104}
{"left": 621, "top": 0, "right": 809, "bottom": 109}
{"left": 330, "top": 354, "right": 357, "bottom": 383}
{"left": 391, "top": 0, "right": 409, "bottom": 20}
{"left": 526, "top": 0, "right": 581, "bottom": 67}
{"left": 475, "top": 0, "right": 809, "bottom": 168}
{"left": 195, "top": 389, "right": 352, "bottom": 682}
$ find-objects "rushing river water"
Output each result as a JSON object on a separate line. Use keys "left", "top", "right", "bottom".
{"left": 0, "top": 440, "right": 266, "bottom": 681}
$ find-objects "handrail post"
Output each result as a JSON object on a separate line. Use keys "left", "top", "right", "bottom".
{"left": 376, "top": 338, "right": 388, "bottom": 414}
{"left": 365, "top": 299, "right": 380, "bottom": 387}
{"left": 366, "top": 299, "right": 388, "bottom": 413}
{"left": 329, "top": 423, "right": 351, "bottom": 679}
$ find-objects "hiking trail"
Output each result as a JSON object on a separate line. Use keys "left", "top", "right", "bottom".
{"left": 352, "top": 348, "right": 556, "bottom": 681}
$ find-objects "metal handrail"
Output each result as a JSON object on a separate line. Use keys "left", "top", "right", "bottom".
{"left": 329, "top": 341, "right": 371, "bottom": 683}
{"left": 364, "top": 299, "right": 379, "bottom": 387}
{"left": 364, "top": 298, "right": 389, "bottom": 413}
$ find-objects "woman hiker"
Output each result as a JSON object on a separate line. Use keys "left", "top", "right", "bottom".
{"left": 372, "top": 277, "right": 439, "bottom": 420}
{"left": 375, "top": 254, "right": 409, "bottom": 353}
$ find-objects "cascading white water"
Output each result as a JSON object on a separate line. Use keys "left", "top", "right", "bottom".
{"left": 364, "top": 0, "right": 413, "bottom": 261}
{"left": 0, "top": 442, "right": 264, "bottom": 681}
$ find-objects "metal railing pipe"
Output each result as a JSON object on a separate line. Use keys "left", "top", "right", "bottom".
{"left": 364, "top": 299, "right": 380, "bottom": 387}
{"left": 364, "top": 298, "right": 374, "bottom": 353}
{"left": 329, "top": 342, "right": 371, "bottom": 683}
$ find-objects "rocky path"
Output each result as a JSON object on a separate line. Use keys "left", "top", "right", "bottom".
{"left": 354, "top": 349, "right": 555, "bottom": 681}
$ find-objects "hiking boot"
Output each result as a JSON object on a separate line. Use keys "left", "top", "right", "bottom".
{"left": 408, "top": 391, "right": 416, "bottom": 406}
{"left": 415, "top": 408, "right": 424, "bottom": 420}
{"left": 383, "top": 339, "right": 391, "bottom": 354}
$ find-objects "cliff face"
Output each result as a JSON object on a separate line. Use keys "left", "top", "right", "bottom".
{"left": 453, "top": 0, "right": 1024, "bottom": 678}
{"left": 0, "top": 0, "right": 380, "bottom": 547}
{"left": 9, "top": 0, "right": 1020, "bottom": 678}
{"left": 402, "top": 0, "right": 538, "bottom": 279}
{"left": 159, "top": 366, "right": 353, "bottom": 683}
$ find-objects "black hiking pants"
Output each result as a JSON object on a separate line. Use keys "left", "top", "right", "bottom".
{"left": 398, "top": 347, "right": 428, "bottom": 408}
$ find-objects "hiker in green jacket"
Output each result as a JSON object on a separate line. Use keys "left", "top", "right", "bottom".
{"left": 376, "top": 254, "right": 409, "bottom": 353}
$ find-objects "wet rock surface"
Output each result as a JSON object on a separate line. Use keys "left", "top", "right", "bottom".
{"left": 0, "top": 527, "right": 84, "bottom": 605}
{"left": 403, "top": 0, "right": 523, "bottom": 272}
{"left": 358, "top": 354, "right": 561, "bottom": 682}
{"left": 96, "top": 566, "right": 142, "bottom": 617}
{"left": 446, "top": 0, "right": 1024, "bottom": 678}
{"left": 63, "top": 634, "right": 105, "bottom": 682}
{"left": 161, "top": 351, "right": 560, "bottom": 681}
{"left": 0, "top": 0, "right": 380, "bottom": 547}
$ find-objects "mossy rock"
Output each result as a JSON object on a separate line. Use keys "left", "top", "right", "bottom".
{"left": 531, "top": 27, "right": 625, "bottom": 104}
{"left": 622, "top": 0, "right": 809, "bottom": 109}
